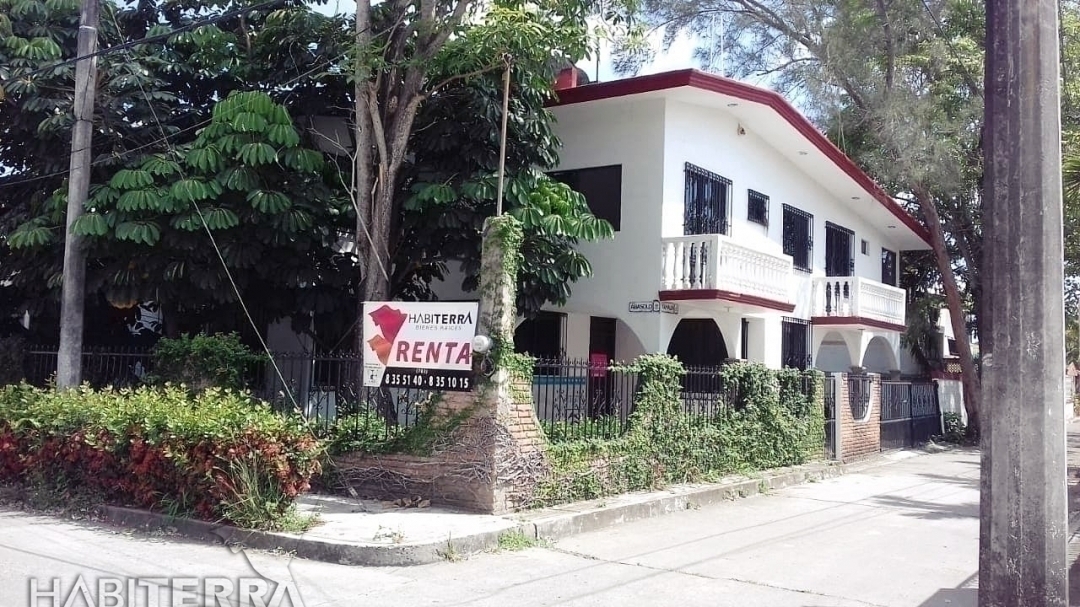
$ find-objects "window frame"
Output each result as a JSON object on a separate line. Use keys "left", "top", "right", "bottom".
{"left": 747, "top": 189, "right": 769, "bottom": 227}
{"left": 881, "top": 248, "right": 898, "bottom": 287}
{"left": 549, "top": 164, "right": 624, "bottom": 231}
{"left": 683, "top": 162, "right": 732, "bottom": 236}
{"left": 781, "top": 204, "right": 814, "bottom": 273}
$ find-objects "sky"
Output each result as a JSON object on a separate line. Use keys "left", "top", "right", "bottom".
{"left": 308, "top": 1, "right": 705, "bottom": 83}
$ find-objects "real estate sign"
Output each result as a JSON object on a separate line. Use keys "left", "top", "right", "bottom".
{"left": 362, "top": 301, "right": 479, "bottom": 392}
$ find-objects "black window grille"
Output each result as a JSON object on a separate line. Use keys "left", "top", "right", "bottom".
{"left": 684, "top": 163, "right": 731, "bottom": 235}
{"left": 782, "top": 204, "right": 813, "bottom": 272}
{"left": 781, "top": 317, "right": 811, "bottom": 370}
{"left": 825, "top": 222, "right": 854, "bottom": 277}
{"left": 881, "top": 248, "right": 898, "bottom": 286}
{"left": 747, "top": 190, "right": 769, "bottom": 226}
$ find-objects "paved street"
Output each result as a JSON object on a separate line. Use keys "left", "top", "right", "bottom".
{"left": 1, "top": 449, "right": 983, "bottom": 607}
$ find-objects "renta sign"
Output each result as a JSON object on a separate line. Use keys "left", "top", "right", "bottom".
{"left": 362, "top": 301, "right": 479, "bottom": 392}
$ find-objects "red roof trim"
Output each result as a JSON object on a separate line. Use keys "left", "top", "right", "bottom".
{"left": 811, "top": 316, "right": 907, "bottom": 333}
{"left": 551, "top": 70, "right": 931, "bottom": 246}
{"left": 659, "top": 289, "right": 795, "bottom": 313}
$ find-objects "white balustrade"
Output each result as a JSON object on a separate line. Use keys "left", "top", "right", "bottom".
{"left": 661, "top": 234, "right": 793, "bottom": 304}
{"left": 812, "top": 276, "right": 906, "bottom": 326}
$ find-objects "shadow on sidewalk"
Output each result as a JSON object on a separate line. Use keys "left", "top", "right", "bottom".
{"left": 911, "top": 560, "right": 1080, "bottom": 606}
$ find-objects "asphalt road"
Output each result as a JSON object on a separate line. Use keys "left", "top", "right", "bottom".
{"left": 0, "top": 449, "right": 983, "bottom": 607}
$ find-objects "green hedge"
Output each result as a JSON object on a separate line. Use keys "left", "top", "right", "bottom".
{"left": 533, "top": 355, "right": 825, "bottom": 507}
{"left": 0, "top": 384, "right": 322, "bottom": 529}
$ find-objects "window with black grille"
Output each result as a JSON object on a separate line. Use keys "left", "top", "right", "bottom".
{"left": 825, "top": 222, "right": 854, "bottom": 277}
{"left": 550, "top": 165, "right": 623, "bottom": 231}
{"left": 684, "top": 163, "right": 731, "bottom": 235}
{"left": 782, "top": 204, "right": 813, "bottom": 272}
{"left": 781, "top": 317, "right": 811, "bottom": 370}
{"left": 747, "top": 190, "right": 769, "bottom": 226}
{"left": 881, "top": 248, "right": 898, "bottom": 286}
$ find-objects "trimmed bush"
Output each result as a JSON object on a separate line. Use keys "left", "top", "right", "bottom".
{"left": 149, "top": 333, "right": 265, "bottom": 392}
{"left": 0, "top": 384, "right": 322, "bottom": 528}
{"left": 532, "top": 355, "right": 826, "bottom": 507}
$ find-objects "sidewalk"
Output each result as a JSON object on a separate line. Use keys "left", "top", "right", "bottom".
{"left": 97, "top": 448, "right": 937, "bottom": 567}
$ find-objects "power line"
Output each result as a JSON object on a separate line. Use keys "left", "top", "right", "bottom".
{"left": 102, "top": 8, "right": 319, "bottom": 411}
{"left": 1, "top": 0, "right": 286, "bottom": 86}
{"left": 0, "top": 50, "right": 348, "bottom": 192}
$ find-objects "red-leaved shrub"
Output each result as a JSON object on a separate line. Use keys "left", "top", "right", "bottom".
{"left": 0, "top": 384, "right": 322, "bottom": 527}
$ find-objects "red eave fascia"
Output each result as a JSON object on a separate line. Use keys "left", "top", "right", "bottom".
{"left": 549, "top": 70, "right": 932, "bottom": 247}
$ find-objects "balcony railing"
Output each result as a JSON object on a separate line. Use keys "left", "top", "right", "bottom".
{"left": 661, "top": 234, "right": 793, "bottom": 304}
{"left": 812, "top": 276, "right": 906, "bottom": 327}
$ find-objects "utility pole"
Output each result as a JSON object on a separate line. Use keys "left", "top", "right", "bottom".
{"left": 980, "top": 0, "right": 1068, "bottom": 605}
{"left": 57, "top": 0, "right": 101, "bottom": 389}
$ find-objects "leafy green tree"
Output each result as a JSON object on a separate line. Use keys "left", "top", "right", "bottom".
{"left": 0, "top": 0, "right": 356, "bottom": 338}
{"left": 394, "top": 3, "right": 613, "bottom": 317}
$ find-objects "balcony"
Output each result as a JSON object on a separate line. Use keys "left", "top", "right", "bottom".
{"left": 660, "top": 234, "right": 795, "bottom": 312}
{"left": 812, "top": 276, "right": 907, "bottom": 331}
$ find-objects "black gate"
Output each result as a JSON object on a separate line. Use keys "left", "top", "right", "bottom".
{"left": 880, "top": 381, "right": 941, "bottom": 450}
{"left": 824, "top": 375, "right": 836, "bottom": 459}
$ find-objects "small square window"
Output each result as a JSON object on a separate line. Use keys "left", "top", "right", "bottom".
{"left": 861, "top": 239, "right": 869, "bottom": 255}
{"left": 748, "top": 190, "right": 769, "bottom": 226}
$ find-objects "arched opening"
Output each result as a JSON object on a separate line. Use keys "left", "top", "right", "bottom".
{"left": 862, "top": 336, "right": 898, "bottom": 374}
{"left": 815, "top": 331, "right": 853, "bottom": 373}
{"left": 666, "top": 318, "right": 729, "bottom": 367}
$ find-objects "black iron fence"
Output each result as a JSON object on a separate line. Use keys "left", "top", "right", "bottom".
{"left": 531, "top": 358, "right": 639, "bottom": 441}
{"left": 14, "top": 348, "right": 433, "bottom": 438}
{"left": 12, "top": 349, "right": 833, "bottom": 445}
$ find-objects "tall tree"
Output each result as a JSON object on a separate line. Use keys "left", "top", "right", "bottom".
{"left": 393, "top": 3, "right": 613, "bottom": 318}
{"left": 611, "top": 0, "right": 986, "bottom": 434}
{"left": 0, "top": 0, "right": 357, "bottom": 340}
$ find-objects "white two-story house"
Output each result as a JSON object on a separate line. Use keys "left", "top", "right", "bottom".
{"left": 500, "top": 69, "right": 932, "bottom": 376}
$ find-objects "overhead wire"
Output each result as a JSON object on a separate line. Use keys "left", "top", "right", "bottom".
{"left": 73, "top": 7, "right": 354, "bottom": 413}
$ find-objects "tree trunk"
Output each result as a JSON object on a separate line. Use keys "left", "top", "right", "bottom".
{"left": 916, "top": 186, "right": 982, "bottom": 437}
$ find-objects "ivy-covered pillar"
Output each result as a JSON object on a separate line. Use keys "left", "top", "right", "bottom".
{"left": 474, "top": 216, "right": 548, "bottom": 512}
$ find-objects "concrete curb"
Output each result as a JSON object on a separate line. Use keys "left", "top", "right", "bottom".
{"left": 96, "top": 505, "right": 513, "bottom": 567}
{"left": 514, "top": 450, "right": 922, "bottom": 541}
{"left": 96, "top": 447, "right": 942, "bottom": 567}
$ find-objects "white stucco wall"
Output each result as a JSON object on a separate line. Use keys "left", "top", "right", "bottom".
{"left": 937, "top": 379, "right": 966, "bottom": 425}
{"left": 661, "top": 100, "right": 912, "bottom": 321}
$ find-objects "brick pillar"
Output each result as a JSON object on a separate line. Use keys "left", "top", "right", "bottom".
{"left": 471, "top": 217, "right": 548, "bottom": 512}
{"left": 837, "top": 373, "right": 882, "bottom": 462}
{"left": 334, "top": 218, "right": 547, "bottom": 513}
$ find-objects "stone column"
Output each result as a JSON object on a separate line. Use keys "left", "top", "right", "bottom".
{"left": 981, "top": 1, "right": 1068, "bottom": 604}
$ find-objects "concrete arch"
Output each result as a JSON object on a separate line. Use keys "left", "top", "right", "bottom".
{"left": 613, "top": 317, "right": 648, "bottom": 362}
{"left": 861, "top": 335, "right": 898, "bottom": 374}
{"left": 814, "top": 330, "right": 854, "bottom": 373}
{"left": 666, "top": 318, "right": 729, "bottom": 367}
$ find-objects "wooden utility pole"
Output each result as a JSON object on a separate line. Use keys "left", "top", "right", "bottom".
{"left": 57, "top": 0, "right": 100, "bottom": 388}
{"left": 980, "top": 0, "right": 1068, "bottom": 605}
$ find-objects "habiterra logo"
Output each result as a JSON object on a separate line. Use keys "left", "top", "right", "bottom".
{"left": 366, "top": 304, "right": 407, "bottom": 364}
{"left": 365, "top": 304, "right": 474, "bottom": 367}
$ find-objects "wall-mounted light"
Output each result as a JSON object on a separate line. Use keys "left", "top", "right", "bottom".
{"left": 472, "top": 334, "right": 493, "bottom": 353}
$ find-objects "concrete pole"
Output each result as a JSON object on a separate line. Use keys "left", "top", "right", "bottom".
{"left": 57, "top": 0, "right": 100, "bottom": 389}
{"left": 980, "top": 1, "right": 1068, "bottom": 605}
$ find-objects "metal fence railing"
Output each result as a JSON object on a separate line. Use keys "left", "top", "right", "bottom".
{"left": 12, "top": 349, "right": 830, "bottom": 445}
